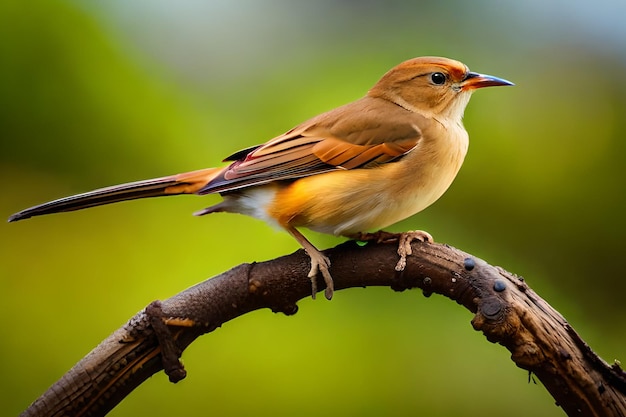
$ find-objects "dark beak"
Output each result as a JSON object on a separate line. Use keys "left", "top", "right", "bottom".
{"left": 462, "top": 72, "right": 514, "bottom": 90}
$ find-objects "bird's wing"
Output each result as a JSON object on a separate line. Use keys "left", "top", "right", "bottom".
{"left": 199, "top": 97, "right": 423, "bottom": 194}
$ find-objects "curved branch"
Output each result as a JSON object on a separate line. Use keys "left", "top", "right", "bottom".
{"left": 19, "top": 240, "right": 626, "bottom": 417}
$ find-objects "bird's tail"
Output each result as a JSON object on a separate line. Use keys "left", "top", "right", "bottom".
{"left": 8, "top": 167, "right": 220, "bottom": 222}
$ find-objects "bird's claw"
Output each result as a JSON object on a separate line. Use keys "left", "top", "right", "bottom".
{"left": 395, "top": 230, "right": 433, "bottom": 271}
{"left": 395, "top": 230, "right": 433, "bottom": 272}
{"left": 354, "top": 230, "right": 433, "bottom": 272}
{"left": 307, "top": 253, "right": 334, "bottom": 300}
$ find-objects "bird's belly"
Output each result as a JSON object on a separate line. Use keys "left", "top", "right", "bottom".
{"left": 266, "top": 160, "right": 461, "bottom": 236}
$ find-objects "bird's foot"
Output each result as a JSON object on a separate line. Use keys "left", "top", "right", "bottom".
{"left": 353, "top": 230, "right": 433, "bottom": 272}
{"left": 394, "top": 230, "right": 433, "bottom": 271}
{"left": 307, "top": 251, "right": 334, "bottom": 300}
{"left": 285, "top": 226, "right": 334, "bottom": 300}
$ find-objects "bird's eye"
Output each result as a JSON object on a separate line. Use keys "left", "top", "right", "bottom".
{"left": 430, "top": 72, "right": 446, "bottom": 85}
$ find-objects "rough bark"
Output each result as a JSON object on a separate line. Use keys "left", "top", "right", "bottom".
{"left": 18, "top": 240, "right": 626, "bottom": 417}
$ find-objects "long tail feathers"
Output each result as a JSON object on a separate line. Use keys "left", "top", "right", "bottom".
{"left": 8, "top": 167, "right": 220, "bottom": 222}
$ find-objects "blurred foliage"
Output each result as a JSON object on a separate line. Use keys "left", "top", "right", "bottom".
{"left": 1, "top": 0, "right": 625, "bottom": 416}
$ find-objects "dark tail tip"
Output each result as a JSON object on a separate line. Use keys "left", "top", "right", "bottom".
{"left": 7, "top": 212, "right": 26, "bottom": 223}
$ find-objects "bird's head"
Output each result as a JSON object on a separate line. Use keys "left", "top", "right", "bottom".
{"left": 368, "top": 56, "right": 513, "bottom": 122}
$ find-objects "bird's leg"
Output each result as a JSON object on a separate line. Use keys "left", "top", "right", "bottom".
{"left": 352, "top": 230, "right": 433, "bottom": 271}
{"left": 285, "top": 226, "right": 334, "bottom": 300}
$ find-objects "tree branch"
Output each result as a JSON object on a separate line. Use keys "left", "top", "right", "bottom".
{"left": 19, "top": 240, "right": 626, "bottom": 417}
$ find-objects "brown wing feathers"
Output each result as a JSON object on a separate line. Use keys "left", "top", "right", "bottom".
{"left": 311, "top": 136, "right": 417, "bottom": 169}
{"left": 199, "top": 111, "right": 421, "bottom": 195}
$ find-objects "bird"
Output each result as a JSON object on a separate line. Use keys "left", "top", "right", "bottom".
{"left": 8, "top": 56, "right": 513, "bottom": 300}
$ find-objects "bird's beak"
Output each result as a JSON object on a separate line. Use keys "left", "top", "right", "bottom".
{"left": 462, "top": 72, "right": 514, "bottom": 90}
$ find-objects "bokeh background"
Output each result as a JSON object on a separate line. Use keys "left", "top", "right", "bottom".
{"left": 2, "top": 0, "right": 625, "bottom": 416}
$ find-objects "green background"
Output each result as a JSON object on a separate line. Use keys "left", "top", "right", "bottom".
{"left": 2, "top": 1, "right": 625, "bottom": 416}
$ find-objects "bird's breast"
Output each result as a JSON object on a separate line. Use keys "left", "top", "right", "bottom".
{"left": 265, "top": 123, "right": 469, "bottom": 236}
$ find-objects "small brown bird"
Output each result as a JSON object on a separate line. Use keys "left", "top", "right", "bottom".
{"left": 8, "top": 56, "right": 513, "bottom": 300}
